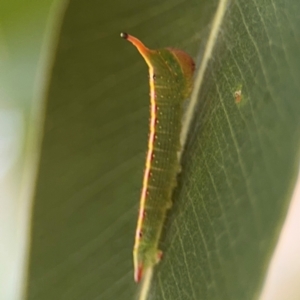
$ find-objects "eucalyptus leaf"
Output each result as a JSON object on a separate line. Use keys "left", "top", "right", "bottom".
{"left": 17, "top": 0, "right": 300, "bottom": 300}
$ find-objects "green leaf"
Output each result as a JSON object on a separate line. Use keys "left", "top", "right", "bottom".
{"left": 152, "top": 1, "right": 300, "bottom": 299}
{"left": 3, "top": 0, "right": 299, "bottom": 300}
{"left": 0, "top": 1, "right": 67, "bottom": 299}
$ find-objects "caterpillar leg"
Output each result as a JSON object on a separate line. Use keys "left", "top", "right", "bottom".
{"left": 134, "top": 251, "right": 163, "bottom": 283}
{"left": 134, "top": 263, "right": 143, "bottom": 283}
{"left": 156, "top": 250, "right": 163, "bottom": 263}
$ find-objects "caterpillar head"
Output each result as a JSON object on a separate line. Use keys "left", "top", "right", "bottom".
{"left": 169, "top": 48, "right": 195, "bottom": 97}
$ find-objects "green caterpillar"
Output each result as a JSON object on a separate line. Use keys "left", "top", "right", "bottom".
{"left": 120, "top": 32, "right": 195, "bottom": 282}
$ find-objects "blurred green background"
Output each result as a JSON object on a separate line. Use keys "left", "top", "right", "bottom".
{"left": 1, "top": 0, "right": 300, "bottom": 300}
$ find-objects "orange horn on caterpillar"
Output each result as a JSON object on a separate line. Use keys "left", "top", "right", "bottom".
{"left": 120, "top": 32, "right": 154, "bottom": 67}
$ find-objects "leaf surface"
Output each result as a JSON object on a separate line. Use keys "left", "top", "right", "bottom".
{"left": 24, "top": 1, "right": 300, "bottom": 300}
